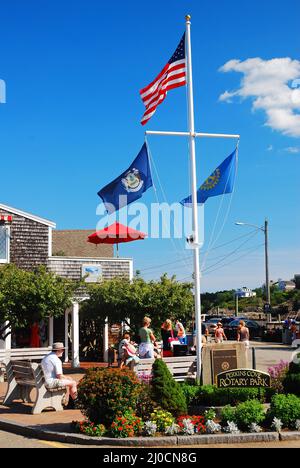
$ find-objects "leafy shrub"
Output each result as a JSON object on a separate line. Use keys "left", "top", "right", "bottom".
{"left": 135, "top": 384, "right": 158, "bottom": 420}
{"left": 77, "top": 367, "right": 142, "bottom": 425}
{"left": 234, "top": 400, "right": 265, "bottom": 430}
{"left": 191, "top": 385, "right": 266, "bottom": 406}
{"left": 72, "top": 420, "right": 106, "bottom": 437}
{"left": 269, "top": 394, "right": 300, "bottom": 428}
{"left": 150, "top": 409, "right": 175, "bottom": 432}
{"left": 110, "top": 410, "right": 143, "bottom": 438}
{"left": 150, "top": 359, "right": 187, "bottom": 416}
{"left": 220, "top": 405, "right": 236, "bottom": 425}
{"left": 180, "top": 383, "right": 199, "bottom": 406}
{"left": 283, "top": 373, "right": 300, "bottom": 396}
{"left": 204, "top": 408, "right": 216, "bottom": 422}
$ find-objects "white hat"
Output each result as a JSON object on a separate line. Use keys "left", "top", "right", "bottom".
{"left": 52, "top": 342, "right": 65, "bottom": 351}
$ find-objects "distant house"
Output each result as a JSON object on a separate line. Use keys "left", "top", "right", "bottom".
{"left": 0, "top": 203, "right": 133, "bottom": 365}
{"left": 278, "top": 280, "right": 296, "bottom": 292}
{"left": 235, "top": 287, "right": 257, "bottom": 298}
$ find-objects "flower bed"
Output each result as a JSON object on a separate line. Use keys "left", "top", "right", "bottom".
{"left": 72, "top": 365, "right": 300, "bottom": 440}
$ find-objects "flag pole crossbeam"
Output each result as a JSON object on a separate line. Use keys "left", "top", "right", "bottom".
{"left": 145, "top": 130, "right": 240, "bottom": 139}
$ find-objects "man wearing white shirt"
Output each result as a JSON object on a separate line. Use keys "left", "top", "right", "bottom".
{"left": 41, "top": 342, "right": 77, "bottom": 404}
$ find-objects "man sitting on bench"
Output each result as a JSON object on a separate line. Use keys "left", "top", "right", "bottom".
{"left": 41, "top": 342, "right": 77, "bottom": 405}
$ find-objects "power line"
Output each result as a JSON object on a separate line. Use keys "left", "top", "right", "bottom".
{"left": 201, "top": 231, "right": 260, "bottom": 273}
{"left": 202, "top": 243, "right": 265, "bottom": 277}
{"left": 138, "top": 228, "right": 259, "bottom": 273}
{"left": 177, "top": 243, "right": 264, "bottom": 282}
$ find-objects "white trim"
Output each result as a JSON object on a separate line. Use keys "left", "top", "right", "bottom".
{"left": 64, "top": 309, "right": 69, "bottom": 363}
{"left": 48, "top": 256, "right": 133, "bottom": 262}
{"left": 103, "top": 317, "right": 109, "bottom": 363}
{"left": 48, "top": 227, "right": 53, "bottom": 257}
{"left": 71, "top": 302, "right": 80, "bottom": 368}
{"left": 0, "top": 203, "right": 56, "bottom": 228}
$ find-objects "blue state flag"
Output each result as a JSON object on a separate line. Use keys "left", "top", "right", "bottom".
{"left": 98, "top": 143, "right": 153, "bottom": 214}
{"left": 181, "top": 148, "right": 237, "bottom": 206}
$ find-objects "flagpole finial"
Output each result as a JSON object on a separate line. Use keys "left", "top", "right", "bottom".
{"left": 185, "top": 14, "right": 191, "bottom": 22}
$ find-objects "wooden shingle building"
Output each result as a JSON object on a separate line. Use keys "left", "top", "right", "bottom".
{"left": 0, "top": 203, "right": 133, "bottom": 366}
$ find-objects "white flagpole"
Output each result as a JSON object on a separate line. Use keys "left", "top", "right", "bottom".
{"left": 185, "top": 15, "right": 202, "bottom": 381}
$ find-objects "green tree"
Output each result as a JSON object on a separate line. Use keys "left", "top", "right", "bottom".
{"left": 0, "top": 264, "right": 76, "bottom": 340}
{"left": 150, "top": 359, "right": 187, "bottom": 416}
{"left": 81, "top": 275, "right": 194, "bottom": 336}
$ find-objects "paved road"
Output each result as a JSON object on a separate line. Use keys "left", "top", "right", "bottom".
{"left": 0, "top": 430, "right": 300, "bottom": 449}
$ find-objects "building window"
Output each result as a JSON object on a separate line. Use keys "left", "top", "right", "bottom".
{"left": 0, "top": 225, "right": 9, "bottom": 263}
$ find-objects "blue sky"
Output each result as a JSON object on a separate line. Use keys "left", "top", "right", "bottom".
{"left": 0, "top": 0, "right": 299, "bottom": 292}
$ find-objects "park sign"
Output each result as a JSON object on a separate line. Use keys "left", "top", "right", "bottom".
{"left": 217, "top": 369, "right": 271, "bottom": 389}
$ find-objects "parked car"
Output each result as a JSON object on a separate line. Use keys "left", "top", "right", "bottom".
{"left": 223, "top": 319, "right": 263, "bottom": 340}
{"left": 206, "top": 316, "right": 242, "bottom": 330}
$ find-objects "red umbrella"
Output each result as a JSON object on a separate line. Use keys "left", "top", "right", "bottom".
{"left": 87, "top": 222, "right": 147, "bottom": 256}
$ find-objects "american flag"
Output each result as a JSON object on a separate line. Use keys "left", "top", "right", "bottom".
{"left": 140, "top": 34, "right": 186, "bottom": 126}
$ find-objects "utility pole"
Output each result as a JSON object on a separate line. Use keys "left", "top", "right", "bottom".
{"left": 235, "top": 293, "right": 239, "bottom": 317}
{"left": 236, "top": 219, "right": 271, "bottom": 309}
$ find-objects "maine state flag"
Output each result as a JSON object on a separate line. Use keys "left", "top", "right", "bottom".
{"left": 98, "top": 143, "right": 153, "bottom": 214}
{"left": 181, "top": 148, "right": 237, "bottom": 205}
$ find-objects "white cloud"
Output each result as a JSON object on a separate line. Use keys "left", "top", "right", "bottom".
{"left": 284, "top": 146, "right": 300, "bottom": 153}
{"left": 267, "top": 145, "right": 273, "bottom": 152}
{"left": 219, "top": 58, "right": 300, "bottom": 138}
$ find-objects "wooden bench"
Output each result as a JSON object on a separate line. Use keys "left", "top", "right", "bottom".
{"left": 0, "top": 347, "right": 52, "bottom": 364}
{"left": 135, "top": 355, "right": 197, "bottom": 382}
{"left": 3, "top": 361, "right": 66, "bottom": 414}
{"left": 0, "top": 347, "right": 52, "bottom": 383}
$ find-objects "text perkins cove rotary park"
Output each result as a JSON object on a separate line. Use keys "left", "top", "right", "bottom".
{"left": 103, "top": 452, "right": 197, "bottom": 465}
{"left": 217, "top": 369, "right": 271, "bottom": 388}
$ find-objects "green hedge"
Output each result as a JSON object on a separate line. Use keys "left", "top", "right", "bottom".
{"left": 189, "top": 384, "right": 267, "bottom": 407}
{"left": 221, "top": 400, "right": 266, "bottom": 429}
{"left": 269, "top": 394, "right": 300, "bottom": 428}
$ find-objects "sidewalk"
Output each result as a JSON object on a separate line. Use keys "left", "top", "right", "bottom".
{"left": 0, "top": 371, "right": 84, "bottom": 433}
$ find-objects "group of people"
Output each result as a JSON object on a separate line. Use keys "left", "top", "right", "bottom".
{"left": 210, "top": 320, "right": 250, "bottom": 348}
{"left": 117, "top": 317, "right": 187, "bottom": 368}
{"left": 39, "top": 319, "right": 251, "bottom": 406}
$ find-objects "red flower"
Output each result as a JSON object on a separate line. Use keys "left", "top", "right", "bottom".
{"left": 118, "top": 427, "right": 123, "bottom": 431}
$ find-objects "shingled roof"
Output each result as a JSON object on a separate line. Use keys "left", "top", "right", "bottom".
{"left": 52, "top": 230, "right": 113, "bottom": 258}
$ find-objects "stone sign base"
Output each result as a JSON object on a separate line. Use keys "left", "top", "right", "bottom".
{"left": 202, "top": 342, "right": 248, "bottom": 385}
